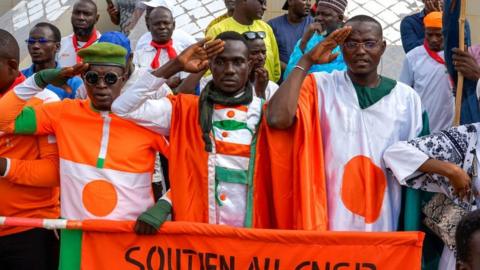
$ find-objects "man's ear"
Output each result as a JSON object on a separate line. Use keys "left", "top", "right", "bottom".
{"left": 55, "top": 42, "right": 61, "bottom": 53}
{"left": 380, "top": 40, "right": 387, "bottom": 55}
{"left": 7, "top": 59, "right": 19, "bottom": 72}
{"left": 95, "top": 14, "right": 100, "bottom": 24}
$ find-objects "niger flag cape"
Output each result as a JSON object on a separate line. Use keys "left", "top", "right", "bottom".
{"left": 167, "top": 75, "right": 327, "bottom": 231}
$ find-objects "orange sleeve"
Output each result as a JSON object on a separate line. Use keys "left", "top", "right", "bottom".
{"left": 4, "top": 135, "right": 60, "bottom": 187}
{"left": 31, "top": 100, "right": 65, "bottom": 135}
{"left": 0, "top": 91, "right": 28, "bottom": 133}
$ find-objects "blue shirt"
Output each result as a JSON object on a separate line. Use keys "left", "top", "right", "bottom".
{"left": 268, "top": 15, "right": 314, "bottom": 64}
{"left": 400, "top": 11, "right": 426, "bottom": 53}
{"left": 400, "top": 9, "right": 471, "bottom": 54}
{"left": 21, "top": 63, "right": 83, "bottom": 100}
{"left": 283, "top": 33, "right": 346, "bottom": 80}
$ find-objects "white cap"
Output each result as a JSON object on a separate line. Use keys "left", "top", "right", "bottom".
{"left": 142, "top": 0, "right": 171, "bottom": 9}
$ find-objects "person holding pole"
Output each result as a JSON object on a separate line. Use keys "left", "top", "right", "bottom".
{"left": 453, "top": 48, "right": 480, "bottom": 99}
{"left": 443, "top": 0, "right": 477, "bottom": 125}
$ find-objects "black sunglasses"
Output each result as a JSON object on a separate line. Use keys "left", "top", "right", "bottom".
{"left": 243, "top": 31, "right": 266, "bottom": 40}
{"left": 84, "top": 71, "right": 121, "bottom": 85}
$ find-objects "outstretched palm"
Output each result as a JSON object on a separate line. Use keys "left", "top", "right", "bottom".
{"left": 177, "top": 38, "right": 224, "bottom": 73}
{"left": 306, "top": 26, "right": 352, "bottom": 65}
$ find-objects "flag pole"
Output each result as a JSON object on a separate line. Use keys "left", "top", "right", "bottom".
{"left": 453, "top": 0, "right": 467, "bottom": 126}
{"left": 0, "top": 216, "right": 135, "bottom": 232}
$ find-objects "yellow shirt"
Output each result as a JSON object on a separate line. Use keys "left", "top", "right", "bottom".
{"left": 205, "top": 13, "right": 230, "bottom": 34}
{"left": 206, "top": 17, "right": 281, "bottom": 83}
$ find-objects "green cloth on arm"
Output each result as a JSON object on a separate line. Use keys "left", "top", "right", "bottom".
{"left": 137, "top": 199, "right": 172, "bottom": 230}
{"left": 59, "top": 229, "right": 82, "bottom": 270}
{"left": 34, "top": 68, "right": 67, "bottom": 89}
{"left": 352, "top": 76, "right": 397, "bottom": 109}
{"left": 13, "top": 106, "right": 37, "bottom": 134}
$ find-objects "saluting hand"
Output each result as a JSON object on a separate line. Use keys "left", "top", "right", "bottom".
{"left": 304, "top": 26, "right": 351, "bottom": 65}
{"left": 176, "top": 38, "right": 225, "bottom": 73}
{"left": 34, "top": 63, "right": 89, "bottom": 93}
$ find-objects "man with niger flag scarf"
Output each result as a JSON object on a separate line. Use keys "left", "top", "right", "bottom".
{"left": 112, "top": 30, "right": 349, "bottom": 233}
{"left": 400, "top": 11, "right": 454, "bottom": 133}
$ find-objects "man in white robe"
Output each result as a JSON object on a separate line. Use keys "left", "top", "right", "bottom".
{"left": 267, "top": 15, "right": 428, "bottom": 232}
{"left": 399, "top": 11, "right": 454, "bottom": 133}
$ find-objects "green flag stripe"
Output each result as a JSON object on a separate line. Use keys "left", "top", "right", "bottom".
{"left": 14, "top": 106, "right": 37, "bottom": 134}
{"left": 215, "top": 166, "right": 248, "bottom": 184}
{"left": 244, "top": 134, "right": 258, "bottom": 228}
{"left": 59, "top": 229, "right": 82, "bottom": 270}
{"left": 96, "top": 158, "right": 105, "bottom": 169}
{"left": 213, "top": 120, "right": 249, "bottom": 131}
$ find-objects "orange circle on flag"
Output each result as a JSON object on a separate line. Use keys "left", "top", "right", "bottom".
{"left": 226, "top": 110, "right": 235, "bottom": 118}
{"left": 341, "top": 155, "right": 386, "bottom": 224}
{"left": 82, "top": 180, "right": 118, "bottom": 217}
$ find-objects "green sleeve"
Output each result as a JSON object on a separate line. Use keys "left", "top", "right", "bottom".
{"left": 13, "top": 106, "right": 37, "bottom": 134}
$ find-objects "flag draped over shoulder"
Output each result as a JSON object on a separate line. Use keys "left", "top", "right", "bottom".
{"left": 166, "top": 75, "right": 327, "bottom": 230}
{"left": 253, "top": 74, "right": 328, "bottom": 230}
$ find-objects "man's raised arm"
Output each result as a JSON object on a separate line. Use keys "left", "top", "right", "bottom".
{"left": 111, "top": 38, "right": 224, "bottom": 135}
{"left": 0, "top": 65, "right": 87, "bottom": 134}
{"left": 266, "top": 27, "right": 351, "bottom": 129}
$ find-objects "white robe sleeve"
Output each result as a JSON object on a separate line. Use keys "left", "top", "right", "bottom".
{"left": 111, "top": 69, "right": 172, "bottom": 136}
{"left": 384, "top": 140, "right": 457, "bottom": 197}
{"left": 384, "top": 141, "right": 429, "bottom": 186}
{"left": 13, "top": 76, "right": 44, "bottom": 101}
{"left": 384, "top": 125, "right": 478, "bottom": 204}
{"left": 265, "top": 81, "right": 279, "bottom": 101}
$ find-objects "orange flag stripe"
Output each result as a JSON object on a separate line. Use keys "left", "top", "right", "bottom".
{"left": 215, "top": 141, "right": 251, "bottom": 157}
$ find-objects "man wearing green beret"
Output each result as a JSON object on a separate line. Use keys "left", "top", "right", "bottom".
{"left": 0, "top": 41, "right": 223, "bottom": 269}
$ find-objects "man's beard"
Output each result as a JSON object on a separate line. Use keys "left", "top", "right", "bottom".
{"left": 73, "top": 24, "right": 95, "bottom": 37}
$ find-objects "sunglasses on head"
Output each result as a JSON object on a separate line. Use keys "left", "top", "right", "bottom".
{"left": 84, "top": 71, "right": 121, "bottom": 86}
{"left": 25, "top": 37, "right": 56, "bottom": 45}
{"left": 243, "top": 31, "right": 266, "bottom": 40}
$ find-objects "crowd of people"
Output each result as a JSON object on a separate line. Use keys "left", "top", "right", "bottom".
{"left": 0, "top": 0, "right": 480, "bottom": 269}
